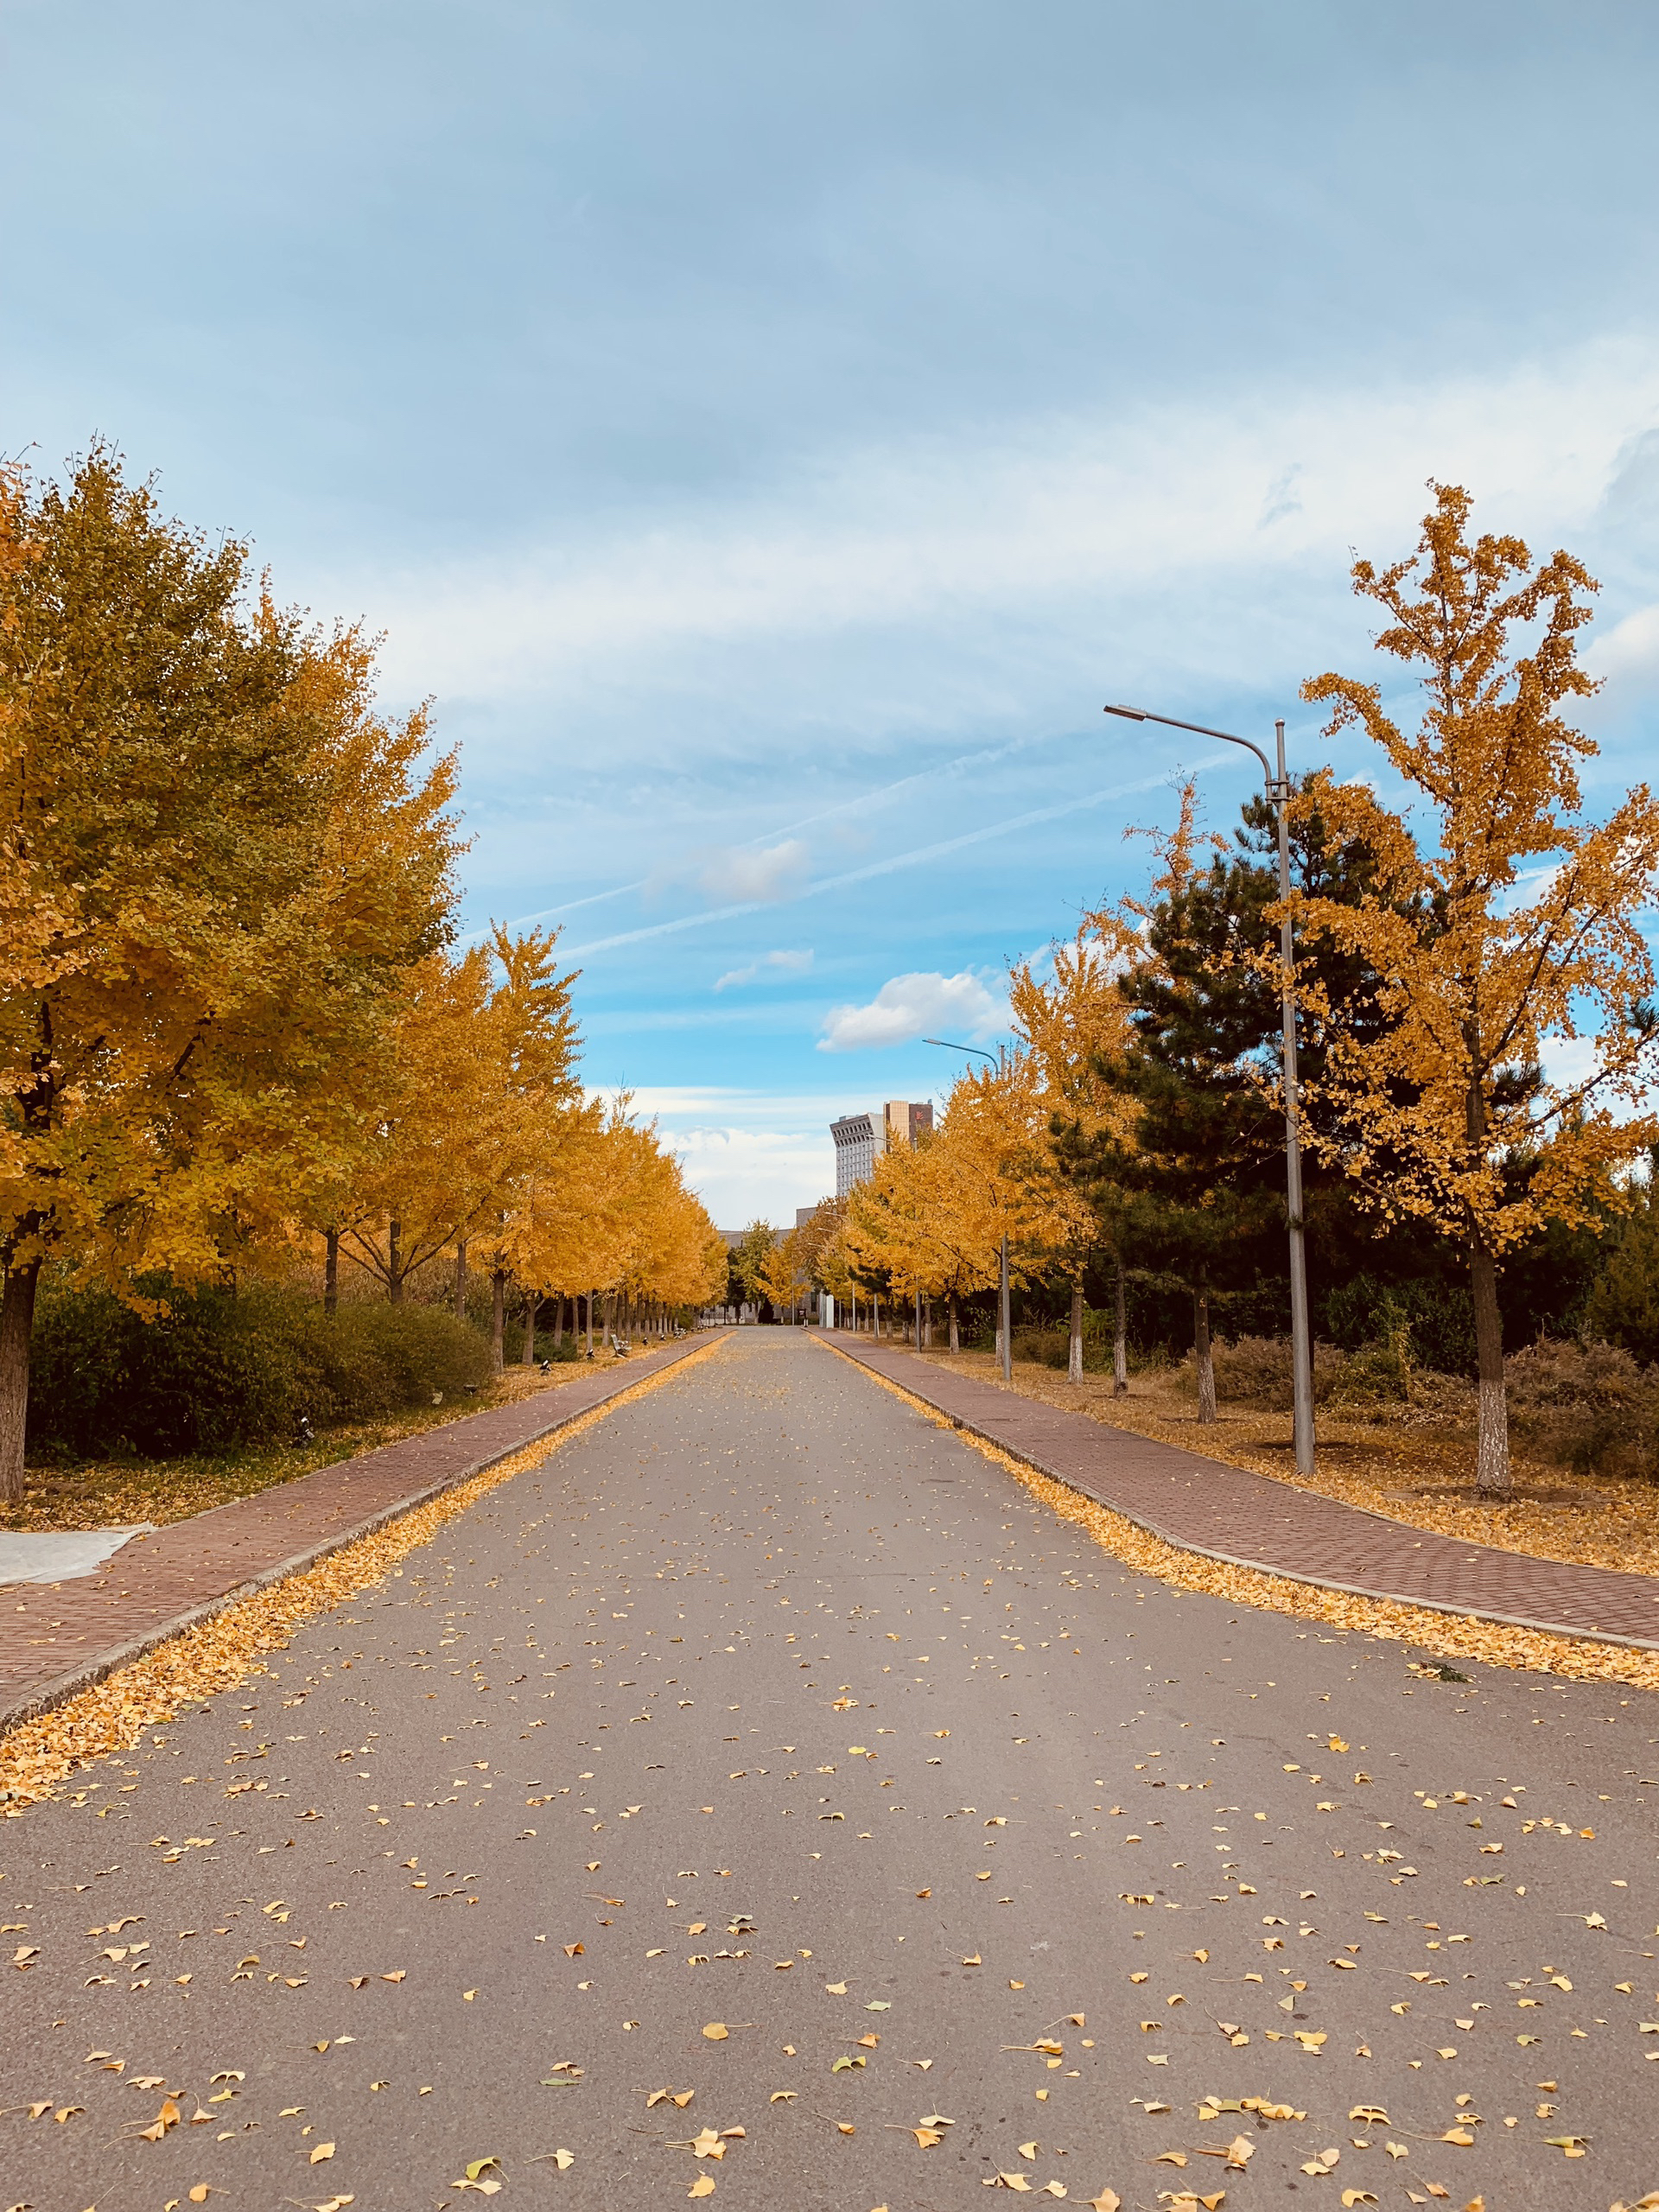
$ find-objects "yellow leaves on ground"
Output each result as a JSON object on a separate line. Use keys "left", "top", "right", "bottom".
{"left": 138, "top": 2098, "right": 181, "bottom": 2141}
{"left": 701, "top": 2022, "right": 728, "bottom": 2041}
{"left": 309, "top": 2142, "right": 336, "bottom": 2164}
{"left": 689, "top": 2179, "right": 716, "bottom": 2199}
{"left": 452, "top": 2156, "right": 505, "bottom": 2194}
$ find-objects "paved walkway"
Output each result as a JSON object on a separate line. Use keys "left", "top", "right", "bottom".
{"left": 830, "top": 1333, "right": 1659, "bottom": 1651}
{"left": 0, "top": 1335, "right": 710, "bottom": 1726}
{"left": 9, "top": 1327, "right": 1656, "bottom": 2211}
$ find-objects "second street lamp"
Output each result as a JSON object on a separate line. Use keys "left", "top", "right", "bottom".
{"left": 1102, "top": 702, "right": 1316, "bottom": 1478}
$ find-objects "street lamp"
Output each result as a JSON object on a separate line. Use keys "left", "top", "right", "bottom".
{"left": 1102, "top": 702, "right": 1315, "bottom": 1477}
{"left": 924, "top": 1038, "right": 1013, "bottom": 1384}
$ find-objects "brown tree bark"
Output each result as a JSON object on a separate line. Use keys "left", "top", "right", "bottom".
{"left": 1470, "top": 1242, "right": 1510, "bottom": 1496}
{"left": 948, "top": 1292, "right": 959, "bottom": 1354}
{"left": 1194, "top": 1290, "right": 1217, "bottom": 1424}
{"left": 0, "top": 1259, "right": 41, "bottom": 1505}
{"left": 521, "top": 1292, "right": 537, "bottom": 1365}
{"left": 1067, "top": 1280, "right": 1085, "bottom": 1384}
{"left": 324, "top": 1228, "right": 339, "bottom": 1319}
{"left": 491, "top": 1268, "right": 506, "bottom": 1373}
{"left": 1114, "top": 1257, "right": 1128, "bottom": 1395}
{"left": 387, "top": 1218, "right": 404, "bottom": 1305}
{"left": 553, "top": 1295, "right": 564, "bottom": 1348}
{"left": 585, "top": 1290, "right": 594, "bottom": 1357}
{"left": 454, "top": 1235, "right": 467, "bottom": 1322}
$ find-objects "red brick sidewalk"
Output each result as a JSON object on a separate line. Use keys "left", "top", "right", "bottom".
{"left": 831, "top": 1336, "right": 1659, "bottom": 1653}
{"left": 0, "top": 1335, "right": 714, "bottom": 1728}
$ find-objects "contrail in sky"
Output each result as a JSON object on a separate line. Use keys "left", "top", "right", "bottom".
{"left": 557, "top": 757, "right": 1227, "bottom": 958}
{"left": 461, "top": 724, "right": 1087, "bottom": 944}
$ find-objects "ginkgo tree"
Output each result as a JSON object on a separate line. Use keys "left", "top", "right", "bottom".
{"left": 0, "top": 449, "right": 457, "bottom": 1500}
{"left": 1298, "top": 482, "right": 1659, "bottom": 1495}
{"left": 1010, "top": 914, "right": 1138, "bottom": 1384}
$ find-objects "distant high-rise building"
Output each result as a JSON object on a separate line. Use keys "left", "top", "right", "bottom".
{"left": 830, "top": 1101, "right": 933, "bottom": 1198}
{"left": 885, "top": 1099, "right": 933, "bottom": 1148}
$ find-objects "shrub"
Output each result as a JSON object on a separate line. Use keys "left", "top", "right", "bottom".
{"left": 1583, "top": 1199, "right": 1659, "bottom": 1365}
{"left": 1173, "top": 1334, "right": 1350, "bottom": 1410}
{"left": 1503, "top": 1337, "right": 1659, "bottom": 1478}
{"left": 28, "top": 1279, "right": 491, "bottom": 1459}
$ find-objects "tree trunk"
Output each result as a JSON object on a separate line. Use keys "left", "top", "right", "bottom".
{"left": 1068, "top": 1279, "right": 1084, "bottom": 1384}
{"left": 914, "top": 1292, "right": 922, "bottom": 1351}
{"left": 585, "top": 1290, "right": 594, "bottom": 1357}
{"left": 1470, "top": 1243, "right": 1510, "bottom": 1496}
{"left": 387, "top": 1218, "right": 404, "bottom": 1305}
{"left": 553, "top": 1295, "right": 564, "bottom": 1347}
{"left": 1194, "top": 1291, "right": 1217, "bottom": 1424}
{"left": 324, "top": 1228, "right": 339, "bottom": 1318}
{"left": 948, "top": 1292, "right": 959, "bottom": 1354}
{"left": 454, "top": 1235, "right": 467, "bottom": 1321}
{"left": 1114, "top": 1257, "right": 1128, "bottom": 1395}
{"left": 491, "top": 1268, "right": 506, "bottom": 1373}
{"left": 521, "top": 1293, "right": 537, "bottom": 1365}
{"left": 0, "top": 1259, "right": 41, "bottom": 1505}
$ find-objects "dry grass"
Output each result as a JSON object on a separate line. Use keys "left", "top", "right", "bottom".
{"left": 0, "top": 1333, "right": 726, "bottom": 1812}
{"left": 908, "top": 1345, "right": 1659, "bottom": 1581}
{"left": 3, "top": 1349, "right": 628, "bottom": 1535}
{"left": 836, "top": 1341, "right": 1659, "bottom": 1695}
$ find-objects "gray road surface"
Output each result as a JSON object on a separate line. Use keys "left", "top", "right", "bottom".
{"left": 3, "top": 1329, "right": 1656, "bottom": 2211}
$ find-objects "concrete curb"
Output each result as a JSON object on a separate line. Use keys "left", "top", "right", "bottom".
{"left": 0, "top": 1333, "right": 719, "bottom": 1740}
{"left": 824, "top": 1336, "right": 1659, "bottom": 1657}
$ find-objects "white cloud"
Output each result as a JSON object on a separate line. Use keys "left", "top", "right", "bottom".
{"left": 650, "top": 839, "right": 811, "bottom": 906}
{"left": 714, "top": 947, "right": 815, "bottom": 991}
{"left": 346, "top": 340, "right": 1656, "bottom": 716}
{"left": 1589, "top": 601, "right": 1659, "bottom": 696}
{"left": 660, "top": 1122, "right": 837, "bottom": 1230}
{"left": 818, "top": 969, "right": 1006, "bottom": 1053}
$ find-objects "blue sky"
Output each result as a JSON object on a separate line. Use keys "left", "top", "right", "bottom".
{"left": 7, "top": 2, "right": 1659, "bottom": 1223}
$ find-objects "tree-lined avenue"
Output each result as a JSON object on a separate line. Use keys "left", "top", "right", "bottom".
{"left": 3, "top": 1332, "right": 1655, "bottom": 2209}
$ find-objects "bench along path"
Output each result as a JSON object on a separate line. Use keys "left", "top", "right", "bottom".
{"left": 0, "top": 1337, "right": 709, "bottom": 1728}
{"left": 830, "top": 1334, "right": 1659, "bottom": 1651}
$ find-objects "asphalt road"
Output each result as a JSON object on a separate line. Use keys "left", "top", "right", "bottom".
{"left": 4, "top": 1328, "right": 1656, "bottom": 2212}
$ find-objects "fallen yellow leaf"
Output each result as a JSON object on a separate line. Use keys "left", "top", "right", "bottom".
{"left": 702, "top": 2023, "right": 728, "bottom": 2041}
{"left": 310, "top": 2142, "right": 335, "bottom": 2164}
{"left": 689, "top": 2179, "right": 715, "bottom": 2200}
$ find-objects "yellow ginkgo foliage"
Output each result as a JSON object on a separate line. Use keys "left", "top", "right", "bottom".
{"left": 0, "top": 450, "right": 458, "bottom": 1500}
{"left": 1299, "top": 483, "right": 1659, "bottom": 1495}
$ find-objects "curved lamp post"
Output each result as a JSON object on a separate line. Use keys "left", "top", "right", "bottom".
{"left": 1103, "top": 703, "right": 1315, "bottom": 1477}
{"left": 924, "top": 1038, "right": 1012, "bottom": 1382}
